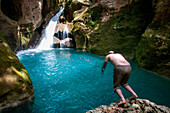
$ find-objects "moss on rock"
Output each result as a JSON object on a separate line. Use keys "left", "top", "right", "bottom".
{"left": 72, "top": 22, "right": 88, "bottom": 50}
{"left": 135, "top": 23, "right": 170, "bottom": 77}
{"left": 19, "top": 23, "right": 34, "bottom": 49}
{"left": 87, "top": 1, "right": 154, "bottom": 58}
{"left": 135, "top": 0, "right": 170, "bottom": 77}
{"left": 0, "top": 36, "right": 34, "bottom": 111}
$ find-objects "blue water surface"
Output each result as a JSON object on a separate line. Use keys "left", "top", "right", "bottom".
{"left": 15, "top": 49, "right": 170, "bottom": 113}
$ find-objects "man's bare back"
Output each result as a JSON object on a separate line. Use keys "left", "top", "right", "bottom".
{"left": 106, "top": 53, "right": 130, "bottom": 66}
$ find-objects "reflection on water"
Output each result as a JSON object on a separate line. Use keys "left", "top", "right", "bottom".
{"left": 14, "top": 49, "right": 170, "bottom": 113}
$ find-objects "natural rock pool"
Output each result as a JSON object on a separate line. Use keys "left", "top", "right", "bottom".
{"left": 15, "top": 49, "right": 170, "bottom": 113}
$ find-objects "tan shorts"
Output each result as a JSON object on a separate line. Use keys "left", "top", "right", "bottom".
{"left": 113, "top": 65, "right": 131, "bottom": 91}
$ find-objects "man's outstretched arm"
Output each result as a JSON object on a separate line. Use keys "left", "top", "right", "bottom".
{"left": 102, "top": 56, "right": 109, "bottom": 72}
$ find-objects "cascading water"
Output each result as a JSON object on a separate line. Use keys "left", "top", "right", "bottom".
{"left": 60, "top": 25, "right": 69, "bottom": 48}
{"left": 36, "top": 8, "right": 64, "bottom": 50}
{"left": 64, "top": 25, "right": 69, "bottom": 40}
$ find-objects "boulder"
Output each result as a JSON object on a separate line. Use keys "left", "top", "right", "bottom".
{"left": 0, "top": 39, "right": 34, "bottom": 112}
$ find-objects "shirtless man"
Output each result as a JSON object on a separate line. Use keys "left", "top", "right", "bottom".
{"left": 102, "top": 51, "right": 138, "bottom": 106}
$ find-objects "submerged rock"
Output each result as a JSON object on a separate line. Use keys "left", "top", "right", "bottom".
{"left": 86, "top": 99, "right": 170, "bottom": 113}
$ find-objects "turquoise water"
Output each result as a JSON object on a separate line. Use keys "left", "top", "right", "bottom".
{"left": 15, "top": 49, "right": 170, "bottom": 113}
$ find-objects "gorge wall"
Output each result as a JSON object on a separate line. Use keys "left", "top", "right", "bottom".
{"left": 135, "top": 0, "right": 170, "bottom": 77}
{"left": 65, "top": 0, "right": 170, "bottom": 78}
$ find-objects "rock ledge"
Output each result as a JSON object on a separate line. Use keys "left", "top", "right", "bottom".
{"left": 86, "top": 99, "right": 170, "bottom": 113}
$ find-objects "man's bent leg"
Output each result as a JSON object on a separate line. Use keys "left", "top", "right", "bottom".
{"left": 122, "top": 84, "right": 138, "bottom": 99}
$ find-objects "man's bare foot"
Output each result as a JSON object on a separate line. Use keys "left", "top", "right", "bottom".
{"left": 117, "top": 101, "right": 126, "bottom": 106}
{"left": 129, "top": 95, "right": 138, "bottom": 100}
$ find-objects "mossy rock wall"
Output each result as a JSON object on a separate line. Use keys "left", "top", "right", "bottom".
{"left": 87, "top": 0, "right": 154, "bottom": 58}
{"left": 0, "top": 37, "right": 34, "bottom": 111}
{"left": 135, "top": 0, "right": 170, "bottom": 77}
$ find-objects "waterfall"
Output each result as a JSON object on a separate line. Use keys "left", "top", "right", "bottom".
{"left": 36, "top": 8, "right": 64, "bottom": 50}
{"left": 63, "top": 25, "right": 69, "bottom": 39}
{"left": 60, "top": 25, "right": 69, "bottom": 48}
